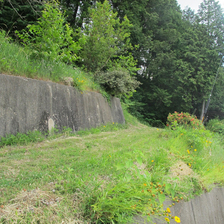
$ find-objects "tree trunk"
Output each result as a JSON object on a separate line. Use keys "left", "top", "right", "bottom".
{"left": 200, "top": 100, "right": 205, "bottom": 120}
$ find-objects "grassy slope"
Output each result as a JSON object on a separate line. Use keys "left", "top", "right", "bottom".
{"left": 0, "top": 118, "right": 224, "bottom": 223}
{"left": 0, "top": 31, "right": 100, "bottom": 93}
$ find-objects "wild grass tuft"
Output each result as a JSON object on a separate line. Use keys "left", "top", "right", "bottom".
{"left": 0, "top": 130, "right": 45, "bottom": 147}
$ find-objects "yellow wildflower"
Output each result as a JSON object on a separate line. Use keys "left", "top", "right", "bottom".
{"left": 165, "top": 217, "right": 170, "bottom": 222}
{"left": 188, "top": 163, "right": 191, "bottom": 167}
{"left": 151, "top": 160, "right": 154, "bottom": 163}
{"left": 143, "top": 183, "right": 147, "bottom": 186}
{"left": 194, "top": 149, "right": 197, "bottom": 152}
{"left": 174, "top": 216, "right": 181, "bottom": 223}
{"left": 104, "top": 126, "right": 106, "bottom": 128}
{"left": 167, "top": 207, "right": 171, "bottom": 213}
{"left": 187, "top": 149, "right": 190, "bottom": 154}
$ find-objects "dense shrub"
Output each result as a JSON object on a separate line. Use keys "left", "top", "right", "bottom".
{"left": 95, "top": 69, "right": 141, "bottom": 97}
{"left": 166, "top": 111, "right": 204, "bottom": 130}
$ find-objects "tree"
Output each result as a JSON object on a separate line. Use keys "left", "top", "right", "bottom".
{"left": 0, "top": 0, "right": 43, "bottom": 38}
{"left": 59, "top": 0, "right": 101, "bottom": 29}
{"left": 109, "top": 0, "right": 152, "bottom": 72}
{"left": 78, "top": 0, "right": 137, "bottom": 74}
{"left": 128, "top": 0, "right": 224, "bottom": 125}
{"left": 208, "top": 68, "right": 224, "bottom": 119}
{"left": 16, "top": 0, "right": 82, "bottom": 64}
{"left": 194, "top": 0, "right": 224, "bottom": 119}
{"left": 127, "top": 0, "right": 185, "bottom": 124}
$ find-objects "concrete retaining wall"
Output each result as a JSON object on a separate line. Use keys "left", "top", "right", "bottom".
{"left": 0, "top": 74, "right": 125, "bottom": 137}
{"left": 134, "top": 187, "right": 224, "bottom": 224}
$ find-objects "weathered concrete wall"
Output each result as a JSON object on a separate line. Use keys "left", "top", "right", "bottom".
{"left": 134, "top": 187, "right": 224, "bottom": 224}
{"left": 0, "top": 74, "right": 125, "bottom": 137}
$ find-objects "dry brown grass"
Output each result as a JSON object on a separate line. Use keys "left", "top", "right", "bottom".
{"left": 169, "top": 160, "right": 193, "bottom": 179}
{"left": 0, "top": 188, "right": 63, "bottom": 223}
{"left": 0, "top": 182, "right": 91, "bottom": 224}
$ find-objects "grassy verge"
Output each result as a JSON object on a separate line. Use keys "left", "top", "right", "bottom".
{"left": 0, "top": 31, "right": 100, "bottom": 92}
{"left": 0, "top": 119, "right": 224, "bottom": 223}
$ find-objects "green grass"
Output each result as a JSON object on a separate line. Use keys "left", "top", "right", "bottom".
{"left": 0, "top": 30, "right": 100, "bottom": 92}
{"left": 0, "top": 119, "right": 224, "bottom": 223}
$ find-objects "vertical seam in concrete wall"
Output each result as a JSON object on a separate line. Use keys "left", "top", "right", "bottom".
{"left": 47, "top": 84, "right": 53, "bottom": 118}
{"left": 190, "top": 201, "right": 196, "bottom": 224}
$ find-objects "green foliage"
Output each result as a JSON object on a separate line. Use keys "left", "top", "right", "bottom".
{"left": 206, "top": 118, "right": 224, "bottom": 135}
{"left": 167, "top": 112, "right": 204, "bottom": 130}
{"left": 60, "top": 0, "right": 96, "bottom": 30}
{"left": 16, "top": 0, "right": 82, "bottom": 63}
{"left": 0, "top": 30, "right": 96, "bottom": 90}
{"left": 95, "top": 68, "right": 141, "bottom": 97}
{"left": 79, "top": 0, "right": 137, "bottom": 74}
{"left": 128, "top": 0, "right": 224, "bottom": 125}
{"left": 0, "top": 0, "right": 43, "bottom": 38}
{"left": 0, "top": 130, "right": 44, "bottom": 147}
{"left": 2, "top": 0, "right": 224, "bottom": 123}
{"left": 127, "top": 0, "right": 186, "bottom": 124}
{"left": 2, "top": 0, "right": 224, "bottom": 221}
{"left": 170, "top": 125, "right": 213, "bottom": 153}
{"left": 167, "top": 126, "right": 217, "bottom": 188}
{"left": 208, "top": 68, "right": 224, "bottom": 119}
{"left": 91, "top": 179, "right": 167, "bottom": 223}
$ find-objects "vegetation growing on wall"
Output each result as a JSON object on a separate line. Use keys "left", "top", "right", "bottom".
{"left": 0, "top": 30, "right": 96, "bottom": 91}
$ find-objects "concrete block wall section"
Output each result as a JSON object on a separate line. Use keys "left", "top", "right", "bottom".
{"left": 0, "top": 74, "right": 125, "bottom": 138}
{"left": 133, "top": 187, "right": 224, "bottom": 224}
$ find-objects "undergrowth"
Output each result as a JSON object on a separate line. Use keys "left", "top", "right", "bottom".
{"left": 0, "top": 30, "right": 99, "bottom": 92}
{"left": 0, "top": 116, "right": 224, "bottom": 223}
{"left": 0, "top": 123, "right": 128, "bottom": 148}
{"left": 206, "top": 118, "right": 224, "bottom": 135}
{"left": 0, "top": 130, "right": 45, "bottom": 147}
